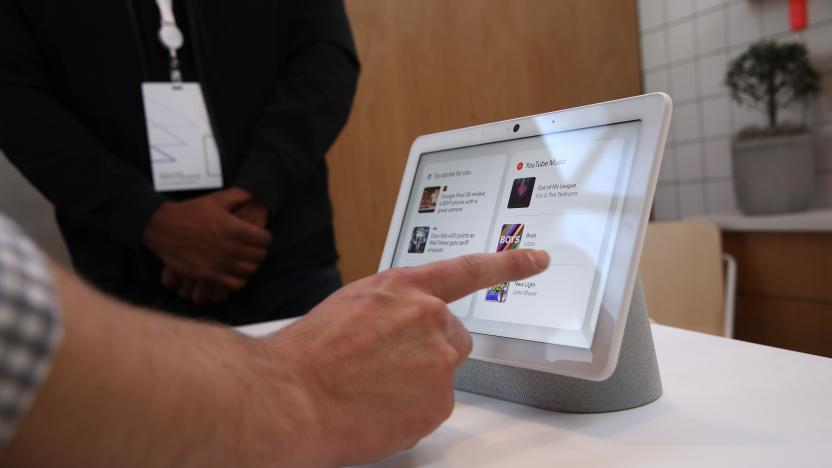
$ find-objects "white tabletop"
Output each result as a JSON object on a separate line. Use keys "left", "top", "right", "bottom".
{"left": 238, "top": 322, "right": 832, "bottom": 467}
{"left": 701, "top": 209, "right": 832, "bottom": 232}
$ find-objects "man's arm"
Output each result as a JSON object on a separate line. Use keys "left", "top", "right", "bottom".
{"left": 0, "top": 0, "right": 165, "bottom": 246}
{"left": 0, "top": 1, "right": 272, "bottom": 290}
{"left": 233, "top": 0, "right": 360, "bottom": 214}
{"left": 1, "top": 247, "right": 549, "bottom": 467}
{"left": 1, "top": 262, "right": 320, "bottom": 467}
{"left": 167, "top": 0, "right": 360, "bottom": 303}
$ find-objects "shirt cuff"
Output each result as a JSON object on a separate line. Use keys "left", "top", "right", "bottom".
{"left": 233, "top": 150, "right": 292, "bottom": 216}
{"left": 0, "top": 215, "right": 62, "bottom": 447}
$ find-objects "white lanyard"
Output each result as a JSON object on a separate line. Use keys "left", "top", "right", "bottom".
{"left": 155, "top": 0, "right": 184, "bottom": 84}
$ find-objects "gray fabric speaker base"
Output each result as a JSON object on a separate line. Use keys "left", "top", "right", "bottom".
{"left": 454, "top": 281, "right": 662, "bottom": 413}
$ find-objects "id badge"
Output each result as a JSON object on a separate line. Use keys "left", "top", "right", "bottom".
{"left": 141, "top": 82, "right": 223, "bottom": 191}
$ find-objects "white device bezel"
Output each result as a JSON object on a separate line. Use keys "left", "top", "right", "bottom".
{"left": 378, "top": 93, "right": 672, "bottom": 381}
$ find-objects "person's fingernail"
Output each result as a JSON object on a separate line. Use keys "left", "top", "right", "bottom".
{"left": 528, "top": 249, "right": 550, "bottom": 269}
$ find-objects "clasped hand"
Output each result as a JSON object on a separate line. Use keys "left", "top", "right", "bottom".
{"left": 144, "top": 188, "right": 272, "bottom": 304}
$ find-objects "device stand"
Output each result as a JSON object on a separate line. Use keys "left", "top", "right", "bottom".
{"left": 454, "top": 279, "right": 662, "bottom": 413}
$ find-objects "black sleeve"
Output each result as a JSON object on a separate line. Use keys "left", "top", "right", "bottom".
{"left": 232, "top": 0, "right": 360, "bottom": 214}
{"left": 0, "top": 0, "right": 166, "bottom": 247}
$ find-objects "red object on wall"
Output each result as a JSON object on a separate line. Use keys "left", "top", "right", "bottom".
{"left": 790, "top": 0, "right": 808, "bottom": 31}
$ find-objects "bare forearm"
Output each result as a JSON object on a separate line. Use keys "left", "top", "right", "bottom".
{"left": 1, "top": 246, "right": 550, "bottom": 467}
{"left": 1, "top": 265, "right": 322, "bottom": 467}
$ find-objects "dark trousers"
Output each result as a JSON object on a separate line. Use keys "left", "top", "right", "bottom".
{"left": 152, "top": 265, "right": 342, "bottom": 326}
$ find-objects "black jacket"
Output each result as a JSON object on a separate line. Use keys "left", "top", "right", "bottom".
{"left": 0, "top": 0, "right": 359, "bottom": 309}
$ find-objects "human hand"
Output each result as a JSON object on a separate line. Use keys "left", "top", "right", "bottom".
{"left": 259, "top": 248, "right": 550, "bottom": 466}
{"left": 160, "top": 267, "right": 234, "bottom": 303}
{"left": 233, "top": 195, "right": 269, "bottom": 228}
{"left": 145, "top": 188, "right": 272, "bottom": 292}
{"left": 160, "top": 194, "right": 271, "bottom": 303}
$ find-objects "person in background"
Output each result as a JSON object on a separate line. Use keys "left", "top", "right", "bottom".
{"left": 0, "top": 215, "right": 551, "bottom": 467}
{"left": 0, "top": 0, "right": 359, "bottom": 324}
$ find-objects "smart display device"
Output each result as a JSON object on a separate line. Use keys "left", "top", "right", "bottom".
{"left": 379, "top": 93, "right": 672, "bottom": 381}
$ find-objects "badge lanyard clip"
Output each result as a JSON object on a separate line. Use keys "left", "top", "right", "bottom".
{"left": 155, "top": 0, "right": 184, "bottom": 88}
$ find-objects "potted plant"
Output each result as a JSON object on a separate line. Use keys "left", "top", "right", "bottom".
{"left": 725, "top": 40, "right": 821, "bottom": 215}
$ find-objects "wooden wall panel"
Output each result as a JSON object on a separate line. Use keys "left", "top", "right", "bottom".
{"left": 723, "top": 232, "right": 832, "bottom": 303}
{"left": 327, "top": 0, "right": 642, "bottom": 282}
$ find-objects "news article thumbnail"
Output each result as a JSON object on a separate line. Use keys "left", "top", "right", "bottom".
{"left": 408, "top": 226, "right": 431, "bottom": 253}
{"left": 419, "top": 186, "right": 441, "bottom": 213}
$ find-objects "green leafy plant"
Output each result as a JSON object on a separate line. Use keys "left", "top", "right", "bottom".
{"left": 725, "top": 40, "right": 820, "bottom": 135}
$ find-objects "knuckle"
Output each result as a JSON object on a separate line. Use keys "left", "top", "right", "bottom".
{"left": 211, "top": 274, "right": 234, "bottom": 289}
{"left": 366, "top": 288, "right": 397, "bottom": 307}
{"left": 214, "top": 276, "right": 230, "bottom": 288}
{"left": 506, "top": 249, "right": 526, "bottom": 273}
{"left": 435, "top": 344, "right": 459, "bottom": 372}
{"left": 378, "top": 268, "right": 412, "bottom": 290}
{"left": 418, "top": 296, "right": 449, "bottom": 327}
{"left": 234, "top": 261, "right": 250, "bottom": 274}
{"left": 459, "top": 255, "right": 486, "bottom": 280}
{"left": 461, "top": 331, "right": 473, "bottom": 356}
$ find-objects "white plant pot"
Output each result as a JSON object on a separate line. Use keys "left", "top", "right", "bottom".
{"left": 731, "top": 132, "right": 815, "bottom": 215}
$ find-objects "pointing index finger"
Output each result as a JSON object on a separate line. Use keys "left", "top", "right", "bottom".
{"left": 408, "top": 249, "right": 550, "bottom": 303}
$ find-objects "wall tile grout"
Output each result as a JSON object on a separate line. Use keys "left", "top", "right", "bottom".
{"left": 639, "top": 0, "right": 832, "bottom": 219}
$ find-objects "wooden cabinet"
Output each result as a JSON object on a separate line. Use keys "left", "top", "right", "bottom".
{"left": 723, "top": 232, "right": 832, "bottom": 357}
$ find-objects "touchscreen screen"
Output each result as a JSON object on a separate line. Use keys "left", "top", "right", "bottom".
{"left": 391, "top": 121, "right": 641, "bottom": 348}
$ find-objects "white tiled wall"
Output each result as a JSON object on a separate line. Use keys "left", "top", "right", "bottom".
{"left": 638, "top": 0, "right": 832, "bottom": 219}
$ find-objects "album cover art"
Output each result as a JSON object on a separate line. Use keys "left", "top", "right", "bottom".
{"left": 485, "top": 282, "right": 509, "bottom": 303}
{"left": 507, "top": 177, "right": 536, "bottom": 209}
{"left": 496, "top": 224, "right": 524, "bottom": 252}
